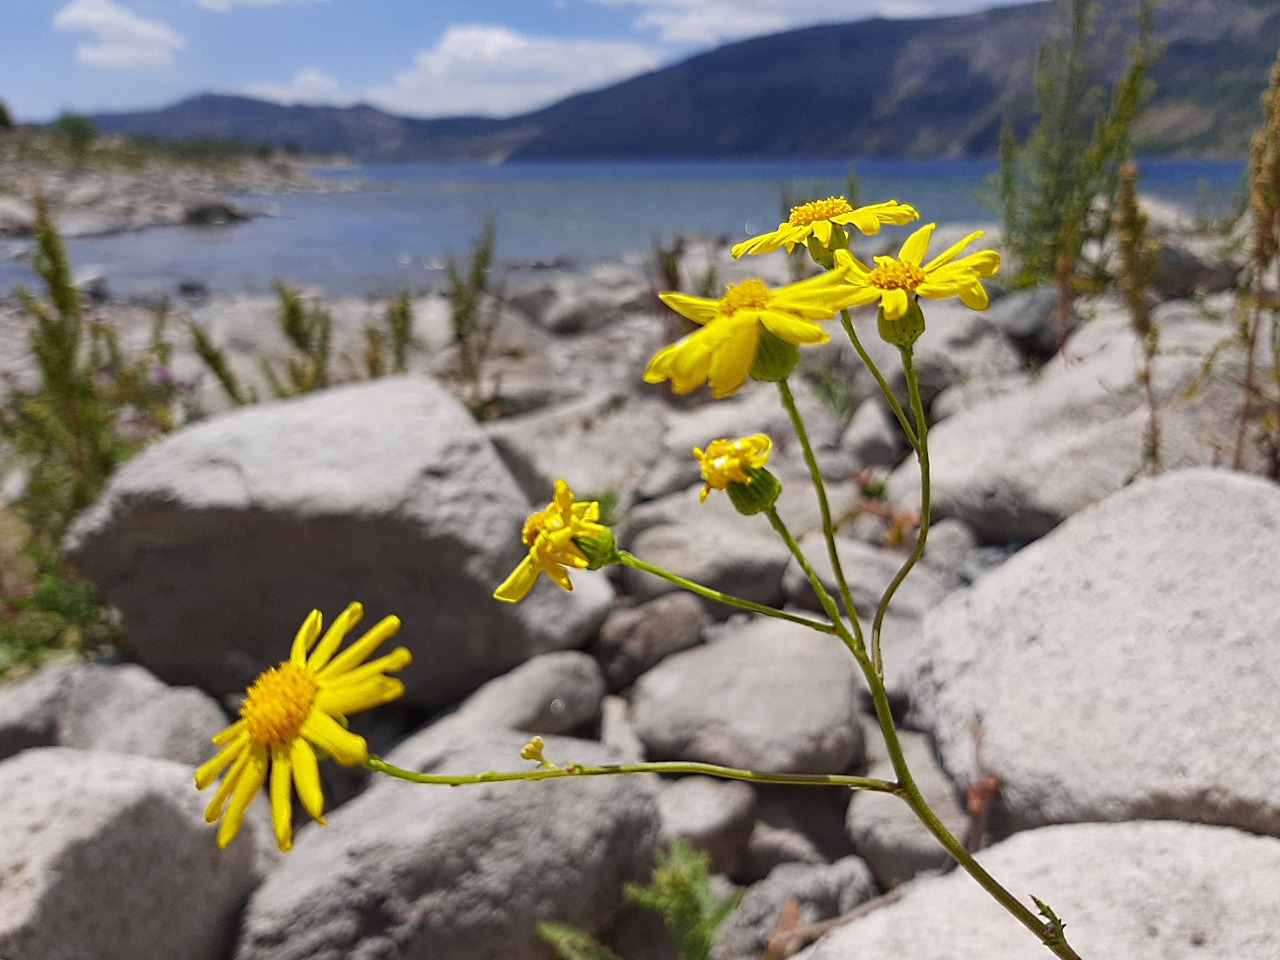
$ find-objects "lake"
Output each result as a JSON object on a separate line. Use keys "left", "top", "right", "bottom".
{"left": 0, "top": 158, "right": 1246, "bottom": 298}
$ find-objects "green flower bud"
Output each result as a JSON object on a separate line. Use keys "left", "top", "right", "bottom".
{"left": 751, "top": 330, "right": 800, "bottom": 383}
{"left": 574, "top": 528, "right": 619, "bottom": 570}
{"left": 726, "top": 465, "right": 782, "bottom": 516}
{"left": 877, "top": 299, "right": 926, "bottom": 348}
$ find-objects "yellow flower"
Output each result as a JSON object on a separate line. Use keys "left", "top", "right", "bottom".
{"left": 494, "top": 479, "right": 609, "bottom": 603}
{"left": 694, "top": 434, "right": 772, "bottom": 502}
{"left": 195, "top": 603, "right": 411, "bottom": 852}
{"left": 732, "top": 198, "right": 919, "bottom": 258}
{"left": 833, "top": 223, "right": 1001, "bottom": 321}
{"left": 645, "top": 274, "right": 856, "bottom": 398}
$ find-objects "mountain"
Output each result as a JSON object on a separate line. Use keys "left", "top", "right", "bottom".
{"left": 90, "top": 0, "right": 1279, "bottom": 161}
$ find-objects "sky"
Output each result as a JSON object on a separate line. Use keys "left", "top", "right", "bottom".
{"left": 1, "top": 0, "right": 1033, "bottom": 122}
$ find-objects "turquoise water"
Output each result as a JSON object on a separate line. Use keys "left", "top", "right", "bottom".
{"left": 1, "top": 158, "right": 1246, "bottom": 298}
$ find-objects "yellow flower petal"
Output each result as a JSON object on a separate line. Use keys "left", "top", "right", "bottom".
{"left": 881, "top": 288, "right": 910, "bottom": 321}
{"left": 317, "top": 676, "right": 406, "bottom": 716}
{"left": 494, "top": 556, "right": 541, "bottom": 603}
{"left": 758, "top": 310, "right": 830, "bottom": 345}
{"left": 898, "top": 223, "right": 935, "bottom": 267}
{"left": 217, "top": 743, "right": 267, "bottom": 849}
{"left": 195, "top": 734, "right": 246, "bottom": 790}
{"left": 659, "top": 292, "right": 720, "bottom": 326}
{"left": 301, "top": 710, "right": 369, "bottom": 766}
{"left": 270, "top": 742, "right": 294, "bottom": 851}
{"left": 290, "top": 609, "right": 323, "bottom": 666}
{"left": 306, "top": 601, "right": 364, "bottom": 672}
{"left": 317, "top": 615, "right": 402, "bottom": 680}
{"left": 923, "top": 229, "right": 986, "bottom": 271}
{"left": 290, "top": 738, "right": 326, "bottom": 824}
{"left": 707, "top": 320, "right": 759, "bottom": 398}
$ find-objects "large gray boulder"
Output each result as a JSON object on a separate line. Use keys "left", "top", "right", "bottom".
{"left": 235, "top": 730, "right": 659, "bottom": 960}
{"left": 888, "top": 301, "right": 1255, "bottom": 542}
{"left": 0, "top": 660, "right": 228, "bottom": 765}
{"left": 798, "top": 821, "right": 1280, "bottom": 960}
{"left": 630, "top": 616, "right": 863, "bottom": 774}
{"left": 64, "top": 376, "right": 612, "bottom": 710}
{"left": 910, "top": 468, "right": 1280, "bottom": 837}
{"left": 0, "top": 748, "right": 262, "bottom": 960}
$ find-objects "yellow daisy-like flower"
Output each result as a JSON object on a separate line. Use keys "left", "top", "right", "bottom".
{"left": 731, "top": 198, "right": 919, "bottom": 258}
{"left": 645, "top": 273, "right": 856, "bottom": 398}
{"left": 694, "top": 434, "right": 772, "bottom": 502}
{"left": 195, "top": 603, "right": 411, "bottom": 852}
{"left": 494, "top": 478, "right": 609, "bottom": 603}
{"left": 833, "top": 223, "right": 1001, "bottom": 321}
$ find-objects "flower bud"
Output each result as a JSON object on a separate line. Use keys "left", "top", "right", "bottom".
{"left": 877, "top": 299, "right": 926, "bottom": 348}
{"left": 726, "top": 465, "right": 782, "bottom": 516}
{"left": 573, "top": 528, "right": 619, "bottom": 570}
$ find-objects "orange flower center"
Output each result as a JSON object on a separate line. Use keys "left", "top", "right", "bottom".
{"left": 719, "top": 279, "right": 771, "bottom": 316}
{"left": 788, "top": 196, "right": 853, "bottom": 227}
{"left": 867, "top": 261, "right": 927, "bottom": 292}
{"left": 241, "top": 662, "right": 319, "bottom": 745}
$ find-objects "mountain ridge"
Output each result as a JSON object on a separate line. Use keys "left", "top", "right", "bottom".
{"left": 90, "top": 0, "right": 1278, "bottom": 161}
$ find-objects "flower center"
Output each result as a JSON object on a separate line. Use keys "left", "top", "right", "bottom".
{"left": 718, "top": 279, "right": 771, "bottom": 316}
{"left": 868, "top": 261, "right": 927, "bottom": 292}
{"left": 788, "top": 196, "right": 852, "bottom": 227}
{"left": 241, "top": 662, "right": 319, "bottom": 745}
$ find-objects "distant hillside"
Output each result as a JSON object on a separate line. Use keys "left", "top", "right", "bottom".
{"left": 91, "top": 0, "right": 1279, "bottom": 161}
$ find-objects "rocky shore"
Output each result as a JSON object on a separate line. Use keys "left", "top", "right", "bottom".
{"left": 2, "top": 197, "right": 1279, "bottom": 960}
{"left": 0, "top": 132, "right": 352, "bottom": 243}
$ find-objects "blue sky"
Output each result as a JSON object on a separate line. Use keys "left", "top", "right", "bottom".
{"left": 1, "top": 0, "right": 1032, "bottom": 122}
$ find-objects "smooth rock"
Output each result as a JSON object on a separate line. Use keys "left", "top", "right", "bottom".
{"left": 846, "top": 730, "right": 969, "bottom": 888}
{"left": 64, "top": 376, "right": 612, "bottom": 710}
{"left": 0, "top": 748, "right": 261, "bottom": 960}
{"left": 1152, "top": 238, "right": 1241, "bottom": 298}
{"left": 447, "top": 650, "right": 606, "bottom": 735}
{"left": 739, "top": 788, "right": 857, "bottom": 882}
{"left": 236, "top": 731, "right": 658, "bottom": 960}
{"left": 657, "top": 776, "right": 757, "bottom": 876}
{"left": 594, "top": 592, "right": 711, "bottom": 691}
{"left": 711, "top": 857, "right": 876, "bottom": 960}
{"left": 0, "top": 660, "right": 228, "bottom": 766}
{"left": 888, "top": 302, "right": 1255, "bottom": 542}
{"left": 630, "top": 616, "right": 863, "bottom": 774}
{"left": 798, "top": 821, "right": 1280, "bottom": 960}
{"left": 982, "top": 285, "right": 1065, "bottom": 360}
{"left": 484, "top": 391, "right": 670, "bottom": 508}
{"left": 910, "top": 468, "right": 1280, "bottom": 837}
{"left": 781, "top": 532, "right": 952, "bottom": 619}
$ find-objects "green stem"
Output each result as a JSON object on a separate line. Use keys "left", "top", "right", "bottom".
{"left": 764, "top": 506, "right": 863, "bottom": 658}
{"left": 776, "top": 377, "right": 862, "bottom": 645}
{"left": 871, "top": 345, "right": 931, "bottom": 679}
{"left": 839, "top": 309, "right": 919, "bottom": 452}
{"left": 366, "top": 756, "right": 898, "bottom": 793}
{"left": 617, "top": 551, "right": 837, "bottom": 635}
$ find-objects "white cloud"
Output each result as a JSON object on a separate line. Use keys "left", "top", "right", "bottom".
{"left": 196, "top": 0, "right": 330, "bottom": 12}
{"left": 589, "top": 0, "right": 1029, "bottom": 45}
{"left": 240, "top": 68, "right": 346, "bottom": 106}
{"left": 53, "top": 0, "right": 186, "bottom": 69}
{"left": 365, "top": 25, "right": 665, "bottom": 118}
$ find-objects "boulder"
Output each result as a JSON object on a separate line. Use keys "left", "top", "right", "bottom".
{"left": 888, "top": 300, "right": 1256, "bottom": 542}
{"left": 0, "top": 660, "right": 228, "bottom": 766}
{"left": 799, "top": 821, "right": 1280, "bottom": 960}
{"left": 0, "top": 748, "right": 262, "bottom": 960}
{"left": 656, "top": 775, "right": 757, "bottom": 876}
{"left": 235, "top": 731, "right": 659, "bottom": 960}
{"left": 443, "top": 650, "right": 606, "bottom": 735}
{"left": 739, "top": 788, "right": 857, "bottom": 882}
{"left": 910, "top": 468, "right": 1280, "bottom": 837}
{"left": 1151, "top": 238, "right": 1241, "bottom": 298}
{"left": 630, "top": 616, "right": 863, "bottom": 774}
{"left": 593, "top": 592, "right": 711, "bottom": 691}
{"left": 711, "top": 857, "right": 876, "bottom": 960}
{"left": 484, "top": 391, "right": 670, "bottom": 508}
{"left": 846, "top": 729, "right": 969, "bottom": 888}
{"left": 64, "top": 376, "right": 612, "bottom": 711}
{"left": 839, "top": 397, "right": 902, "bottom": 468}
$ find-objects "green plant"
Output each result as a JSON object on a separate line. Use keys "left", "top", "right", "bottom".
{"left": 1112, "top": 161, "right": 1162, "bottom": 473}
{"left": 52, "top": 112, "right": 98, "bottom": 163}
{"left": 261, "top": 282, "right": 334, "bottom": 398}
{"left": 363, "top": 292, "right": 418, "bottom": 378}
{"left": 191, "top": 322, "right": 257, "bottom": 407}
{"left": 445, "top": 218, "right": 504, "bottom": 416}
{"left": 994, "top": 0, "right": 1157, "bottom": 296}
{"left": 1, "top": 198, "right": 178, "bottom": 672}
{"left": 537, "top": 840, "right": 743, "bottom": 960}
{"left": 0, "top": 98, "right": 13, "bottom": 132}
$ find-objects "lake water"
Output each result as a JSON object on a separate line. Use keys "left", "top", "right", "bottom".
{"left": 1, "top": 158, "right": 1246, "bottom": 298}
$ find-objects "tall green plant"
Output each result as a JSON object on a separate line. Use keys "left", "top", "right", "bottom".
{"left": 445, "top": 217, "right": 504, "bottom": 415}
{"left": 261, "top": 282, "right": 334, "bottom": 398}
{"left": 995, "top": 0, "right": 1157, "bottom": 293}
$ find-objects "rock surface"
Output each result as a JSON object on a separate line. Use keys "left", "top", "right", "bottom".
{"left": 235, "top": 731, "right": 658, "bottom": 960}
{"left": 910, "top": 468, "right": 1280, "bottom": 837}
{"left": 63, "top": 376, "right": 612, "bottom": 709}
{"left": 799, "top": 821, "right": 1280, "bottom": 960}
{"left": 0, "top": 748, "right": 261, "bottom": 960}
{"left": 630, "top": 616, "right": 863, "bottom": 774}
